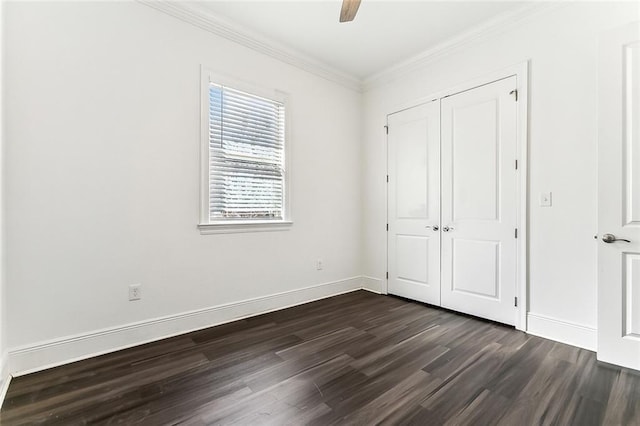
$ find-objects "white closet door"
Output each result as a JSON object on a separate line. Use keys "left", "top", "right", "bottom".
{"left": 387, "top": 101, "right": 441, "bottom": 305}
{"left": 440, "top": 77, "right": 518, "bottom": 325}
{"left": 597, "top": 23, "right": 640, "bottom": 371}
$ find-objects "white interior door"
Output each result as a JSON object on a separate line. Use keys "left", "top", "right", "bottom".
{"left": 440, "top": 77, "right": 518, "bottom": 326}
{"left": 597, "top": 22, "right": 640, "bottom": 371}
{"left": 387, "top": 101, "right": 441, "bottom": 305}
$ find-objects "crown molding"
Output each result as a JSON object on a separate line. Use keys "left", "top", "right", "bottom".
{"left": 138, "top": 1, "right": 566, "bottom": 94}
{"left": 362, "top": 2, "right": 566, "bottom": 91}
{"left": 138, "top": 0, "right": 363, "bottom": 92}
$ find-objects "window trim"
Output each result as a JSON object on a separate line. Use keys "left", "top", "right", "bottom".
{"left": 199, "top": 66, "right": 292, "bottom": 234}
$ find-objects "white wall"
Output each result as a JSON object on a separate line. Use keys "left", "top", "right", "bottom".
{"left": 362, "top": 2, "right": 639, "bottom": 347}
{"left": 5, "top": 0, "right": 636, "bottom": 376}
{"left": 4, "top": 1, "right": 362, "bottom": 363}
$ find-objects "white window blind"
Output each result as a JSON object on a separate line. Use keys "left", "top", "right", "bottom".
{"left": 207, "top": 83, "right": 286, "bottom": 222}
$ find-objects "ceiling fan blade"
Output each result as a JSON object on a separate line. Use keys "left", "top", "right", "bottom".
{"left": 339, "top": 0, "right": 361, "bottom": 23}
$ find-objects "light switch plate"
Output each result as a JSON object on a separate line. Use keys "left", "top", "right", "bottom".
{"left": 540, "top": 192, "right": 552, "bottom": 207}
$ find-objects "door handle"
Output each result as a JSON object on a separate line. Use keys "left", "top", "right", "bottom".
{"left": 602, "top": 233, "right": 631, "bottom": 243}
{"left": 443, "top": 226, "right": 454, "bottom": 232}
{"left": 426, "top": 225, "right": 439, "bottom": 231}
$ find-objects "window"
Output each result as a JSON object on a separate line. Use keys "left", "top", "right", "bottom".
{"left": 199, "top": 70, "right": 290, "bottom": 233}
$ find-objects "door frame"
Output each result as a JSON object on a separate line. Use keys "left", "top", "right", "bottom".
{"left": 385, "top": 61, "right": 529, "bottom": 331}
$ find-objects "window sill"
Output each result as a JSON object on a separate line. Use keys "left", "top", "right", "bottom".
{"left": 198, "top": 220, "right": 293, "bottom": 235}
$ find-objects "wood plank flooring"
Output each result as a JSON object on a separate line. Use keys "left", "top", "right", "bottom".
{"left": 2, "top": 290, "right": 639, "bottom": 425}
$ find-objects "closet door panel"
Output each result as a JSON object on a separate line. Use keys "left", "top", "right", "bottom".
{"left": 441, "top": 76, "right": 518, "bottom": 325}
{"left": 387, "top": 101, "right": 441, "bottom": 305}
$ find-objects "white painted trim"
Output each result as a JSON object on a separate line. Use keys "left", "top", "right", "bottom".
{"left": 0, "top": 355, "right": 10, "bottom": 409}
{"left": 363, "top": 3, "right": 562, "bottom": 91}
{"left": 3, "top": 278, "right": 600, "bottom": 379}
{"left": 386, "top": 62, "right": 527, "bottom": 118}
{"left": 135, "top": 0, "right": 565, "bottom": 94}
{"left": 198, "top": 221, "right": 293, "bottom": 235}
{"left": 199, "top": 65, "right": 293, "bottom": 231}
{"left": 515, "top": 63, "right": 529, "bottom": 332}
{"left": 362, "top": 276, "right": 385, "bottom": 294}
{"left": 385, "top": 63, "right": 529, "bottom": 331}
{"left": 8, "top": 277, "right": 363, "bottom": 376}
{"left": 138, "top": 0, "right": 361, "bottom": 92}
{"left": 136, "top": 1, "right": 562, "bottom": 94}
{"left": 527, "top": 313, "right": 597, "bottom": 351}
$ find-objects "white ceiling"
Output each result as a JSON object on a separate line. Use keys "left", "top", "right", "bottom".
{"left": 187, "top": 1, "right": 533, "bottom": 79}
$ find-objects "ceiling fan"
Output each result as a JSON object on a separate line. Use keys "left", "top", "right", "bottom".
{"left": 339, "top": 0, "right": 361, "bottom": 23}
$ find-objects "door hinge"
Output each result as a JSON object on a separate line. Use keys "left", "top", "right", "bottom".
{"left": 384, "top": 125, "right": 389, "bottom": 134}
{"left": 515, "top": 159, "right": 518, "bottom": 170}
{"left": 386, "top": 271, "right": 389, "bottom": 279}
{"left": 515, "top": 228, "right": 518, "bottom": 239}
{"left": 386, "top": 223, "right": 389, "bottom": 231}
{"left": 514, "top": 297, "right": 518, "bottom": 307}
{"left": 510, "top": 89, "right": 518, "bottom": 101}
{"left": 386, "top": 174, "right": 389, "bottom": 183}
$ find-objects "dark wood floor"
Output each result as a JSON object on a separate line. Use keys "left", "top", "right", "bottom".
{"left": 1, "top": 291, "right": 639, "bottom": 425}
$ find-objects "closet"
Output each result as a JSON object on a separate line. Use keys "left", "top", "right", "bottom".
{"left": 387, "top": 76, "right": 518, "bottom": 325}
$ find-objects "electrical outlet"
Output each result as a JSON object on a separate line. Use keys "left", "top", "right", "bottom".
{"left": 316, "top": 259, "right": 324, "bottom": 270}
{"left": 129, "top": 284, "right": 142, "bottom": 301}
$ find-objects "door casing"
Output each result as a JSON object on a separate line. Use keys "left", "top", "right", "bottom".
{"left": 385, "top": 62, "right": 529, "bottom": 331}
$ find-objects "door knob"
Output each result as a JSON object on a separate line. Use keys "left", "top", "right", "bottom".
{"left": 426, "top": 225, "right": 439, "bottom": 231}
{"left": 443, "top": 226, "right": 454, "bottom": 232}
{"left": 602, "top": 233, "right": 631, "bottom": 243}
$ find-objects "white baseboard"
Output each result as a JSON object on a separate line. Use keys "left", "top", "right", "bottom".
{"left": 0, "top": 353, "right": 10, "bottom": 409}
{"left": 362, "top": 276, "right": 385, "bottom": 294}
{"left": 11, "top": 280, "right": 599, "bottom": 377}
{"left": 527, "top": 312, "right": 597, "bottom": 351}
{"left": 9, "top": 276, "right": 363, "bottom": 376}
